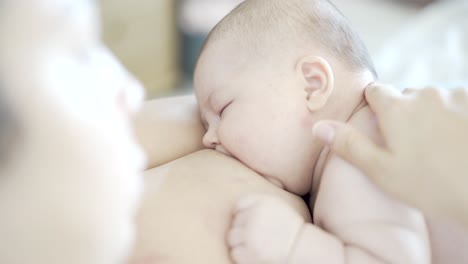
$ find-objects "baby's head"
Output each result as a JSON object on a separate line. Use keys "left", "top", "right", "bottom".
{"left": 0, "top": 0, "right": 145, "bottom": 263}
{"left": 195, "top": 0, "right": 376, "bottom": 195}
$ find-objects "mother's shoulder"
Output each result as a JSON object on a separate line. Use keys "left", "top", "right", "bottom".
{"left": 151, "top": 149, "right": 263, "bottom": 183}
{"left": 145, "top": 149, "right": 311, "bottom": 220}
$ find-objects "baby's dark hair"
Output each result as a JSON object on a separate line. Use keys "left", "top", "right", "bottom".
{"left": 199, "top": 0, "right": 377, "bottom": 79}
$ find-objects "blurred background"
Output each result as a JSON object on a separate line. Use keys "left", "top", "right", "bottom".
{"left": 99, "top": 0, "right": 442, "bottom": 99}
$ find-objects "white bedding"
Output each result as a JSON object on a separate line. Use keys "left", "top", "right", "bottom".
{"left": 336, "top": 0, "right": 468, "bottom": 90}
{"left": 375, "top": 0, "right": 468, "bottom": 90}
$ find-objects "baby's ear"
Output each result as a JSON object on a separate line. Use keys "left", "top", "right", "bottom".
{"left": 296, "top": 56, "right": 334, "bottom": 112}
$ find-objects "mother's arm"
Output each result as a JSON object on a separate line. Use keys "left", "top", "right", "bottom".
{"left": 133, "top": 95, "right": 206, "bottom": 169}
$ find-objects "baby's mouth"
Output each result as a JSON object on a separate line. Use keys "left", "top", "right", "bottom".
{"left": 215, "top": 145, "right": 233, "bottom": 158}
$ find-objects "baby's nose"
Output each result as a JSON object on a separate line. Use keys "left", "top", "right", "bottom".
{"left": 202, "top": 128, "right": 219, "bottom": 149}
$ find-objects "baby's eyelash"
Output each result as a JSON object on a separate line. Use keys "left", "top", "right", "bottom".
{"left": 219, "top": 102, "right": 232, "bottom": 116}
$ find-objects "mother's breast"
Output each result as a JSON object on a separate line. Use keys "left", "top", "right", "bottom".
{"left": 128, "top": 150, "right": 310, "bottom": 264}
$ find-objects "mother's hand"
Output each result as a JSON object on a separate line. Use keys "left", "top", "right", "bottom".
{"left": 313, "top": 84, "right": 468, "bottom": 227}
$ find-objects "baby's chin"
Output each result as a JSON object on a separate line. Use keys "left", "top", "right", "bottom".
{"left": 214, "top": 145, "right": 234, "bottom": 158}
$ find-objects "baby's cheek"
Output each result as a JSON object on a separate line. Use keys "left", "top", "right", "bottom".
{"left": 237, "top": 142, "right": 276, "bottom": 175}
{"left": 221, "top": 130, "right": 252, "bottom": 162}
{"left": 219, "top": 119, "right": 274, "bottom": 173}
{"left": 225, "top": 132, "right": 251, "bottom": 159}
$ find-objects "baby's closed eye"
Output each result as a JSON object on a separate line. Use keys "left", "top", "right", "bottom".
{"left": 219, "top": 101, "right": 232, "bottom": 117}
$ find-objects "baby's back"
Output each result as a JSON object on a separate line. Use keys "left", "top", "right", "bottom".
{"left": 313, "top": 105, "right": 431, "bottom": 263}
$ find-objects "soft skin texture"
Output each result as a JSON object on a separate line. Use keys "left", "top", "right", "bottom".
{"left": 194, "top": 12, "right": 430, "bottom": 264}
{"left": 0, "top": 1, "right": 145, "bottom": 263}
{"left": 314, "top": 84, "right": 468, "bottom": 228}
{"left": 226, "top": 105, "right": 430, "bottom": 264}
{"left": 195, "top": 36, "right": 366, "bottom": 195}
{"left": 134, "top": 95, "right": 205, "bottom": 169}
{"left": 133, "top": 95, "right": 246, "bottom": 171}
{"left": 132, "top": 95, "right": 468, "bottom": 264}
{"left": 128, "top": 150, "right": 311, "bottom": 264}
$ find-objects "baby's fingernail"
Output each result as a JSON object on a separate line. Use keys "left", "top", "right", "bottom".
{"left": 313, "top": 123, "right": 336, "bottom": 145}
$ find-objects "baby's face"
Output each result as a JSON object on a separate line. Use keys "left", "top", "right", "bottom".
{"left": 0, "top": 1, "right": 145, "bottom": 263}
{"left": 195, "top": 40, "right": 322, "bottom": 195}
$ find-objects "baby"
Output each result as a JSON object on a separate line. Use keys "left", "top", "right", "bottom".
{"left": 195, "top": 0, "right": 430, "bottom": 263}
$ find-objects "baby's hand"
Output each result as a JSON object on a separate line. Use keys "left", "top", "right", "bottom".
{"left": 227, "top": 195, "right": 304, "bottom": 264}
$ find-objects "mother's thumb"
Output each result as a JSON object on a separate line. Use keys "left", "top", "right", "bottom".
{"left": 313, "top": 121, "right": 384, "bottom": 175}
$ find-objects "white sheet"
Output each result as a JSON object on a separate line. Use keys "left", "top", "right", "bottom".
{"left": 374, "top": 0, "right": 468, "bottom": 90}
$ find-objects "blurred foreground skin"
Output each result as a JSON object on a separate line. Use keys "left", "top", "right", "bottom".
{"left": 0, "top": 0, "right": 146, "bottom": 263}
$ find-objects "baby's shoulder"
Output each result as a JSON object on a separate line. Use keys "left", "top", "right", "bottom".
{"left": 312, "top": 105, "right": 387, "bottom": 225}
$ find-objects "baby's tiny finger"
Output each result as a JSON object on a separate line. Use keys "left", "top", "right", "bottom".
{"left": 235, "top": 195, "right": 260, "bottom": 212}
{"left": 230, "top": 246, "right": 252, "bottom": 264}
{"left": 227, "top": 227, "right": 246, "bottom": 247}
{"left": 232, "top": 210, "right": 250, "bottom": 227}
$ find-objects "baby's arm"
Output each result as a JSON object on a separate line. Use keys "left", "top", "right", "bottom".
{"left": 311, "top": 154, "right": 430, "bottom": 263}
{"left": 312, "top": 157, "right": 430, "bottom": 263}
{"left": 312, "top": 106, "right": 430, "bottom": 263}
{"left": 289, "top": 223, "right": 396, "bottom": 263}
{"left": 133, "top": 95, "right": 205, "bottom": 169}
{"left": 228, "top": 195, "right": 403, "bottom": 264}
